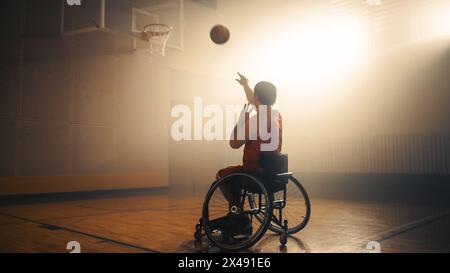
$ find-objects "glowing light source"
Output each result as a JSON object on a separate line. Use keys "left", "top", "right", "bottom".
{"left": 234, "top": 16, "right": 369, "bottom": 110}
{"left": 420, "top": 1, "right": 450, "bottom": 39}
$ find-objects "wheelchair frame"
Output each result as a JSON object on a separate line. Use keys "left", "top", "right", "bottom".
{"left": 194, "top": 171, "right": 311, "bottom": 250}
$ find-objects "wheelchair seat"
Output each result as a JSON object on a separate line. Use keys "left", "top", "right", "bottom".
{"left": 258, "top": 153, "right": 289, "bottom": 193}
{"left": 233, "top": 153, "right": 289, "bottom": 194}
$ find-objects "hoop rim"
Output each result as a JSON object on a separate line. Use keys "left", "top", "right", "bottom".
{"left": 143, "top": 23, "right": 173, "bottom": 36}
{"left": 140, "top": 23, "right": 173, "bottom": 56}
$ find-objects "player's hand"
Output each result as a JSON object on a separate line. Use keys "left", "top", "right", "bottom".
{"left": 235, "top": 72, "right": 249, "bottom": 86}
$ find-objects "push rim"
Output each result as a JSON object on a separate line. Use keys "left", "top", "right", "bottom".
{"left": 202, "top": 173, "right": 273, "bottom": 250}
{"left": 255, "top": 176, "right": 311, "bottom": 234}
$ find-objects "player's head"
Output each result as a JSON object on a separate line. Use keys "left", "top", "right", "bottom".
{"left": 254, "top": 81, "right": 277, "bottom": 106}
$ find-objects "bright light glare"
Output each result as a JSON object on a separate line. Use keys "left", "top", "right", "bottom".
{"left": 424, "top": 1, "right": 450, "bottom": 39}
{"left": 238, "top": 18, "right": 369, "bottom": 100}
{"left": 255, "top": 18, "right": 365, "bottom": 87}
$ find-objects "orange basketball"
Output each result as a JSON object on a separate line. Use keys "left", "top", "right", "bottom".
{"left": 210, "top": 24, "right": 230, "bottom": 44}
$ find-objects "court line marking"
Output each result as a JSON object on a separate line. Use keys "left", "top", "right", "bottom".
{"left": 0, "top": 212, "right": 162, "bottom": 253}
{"left": 368, "top": 208, "right": 450, "bottom": 243}
{"left": 75, "top": 202, "right": 202, "bottom": 213}
{"left": 0, "top": 202, "right": 202, "bottom": 224}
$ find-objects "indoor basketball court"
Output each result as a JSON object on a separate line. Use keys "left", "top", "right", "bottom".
{"left": 1, "top": 0, "right": 450, "bottom": 254}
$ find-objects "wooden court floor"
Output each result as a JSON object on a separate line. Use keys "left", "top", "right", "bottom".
{"left": 0, "top": 192, "right": 449, "bottom": 253}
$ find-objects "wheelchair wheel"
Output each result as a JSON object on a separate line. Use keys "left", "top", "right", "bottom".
{"left": 256, "top": 176, "right": 311, "bottom": 234}
{"left": 202, "top": 173, "right": 273, "bottom": 251}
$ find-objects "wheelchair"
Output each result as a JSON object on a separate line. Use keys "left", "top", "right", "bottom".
{"left": 194, "top": 154, "right": 311, "bottom": 251}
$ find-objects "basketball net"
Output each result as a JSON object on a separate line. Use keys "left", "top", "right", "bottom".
{"left": 142, "top": 24, "right": 173, "bottom": 57}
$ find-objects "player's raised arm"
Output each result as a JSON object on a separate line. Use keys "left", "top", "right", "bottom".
{"left": 235, "top": 72, "right": 256, "bottom": 106}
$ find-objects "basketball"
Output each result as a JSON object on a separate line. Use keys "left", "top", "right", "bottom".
{"left": 210, "top": 24, "right": 230, "bottom": 44}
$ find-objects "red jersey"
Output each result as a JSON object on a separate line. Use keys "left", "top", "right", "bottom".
{"left": 243, "top": 111, "right": 283, "bottom": 172}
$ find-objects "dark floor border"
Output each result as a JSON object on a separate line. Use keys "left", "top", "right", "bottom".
{"left": 0, "top": 187, "right": 169, "bottom": 206}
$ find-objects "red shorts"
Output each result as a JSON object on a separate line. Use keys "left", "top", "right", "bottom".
{"left": 216, "top": 165, "right": 261, "bottom": 180}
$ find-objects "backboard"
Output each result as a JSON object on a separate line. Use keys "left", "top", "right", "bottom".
{"left": 60, "top": 0, "right": 184, "bottom": 53}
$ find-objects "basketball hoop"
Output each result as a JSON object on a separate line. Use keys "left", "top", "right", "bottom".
{"left": 142, "top": 23, "right": 173, "bottom": 57}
